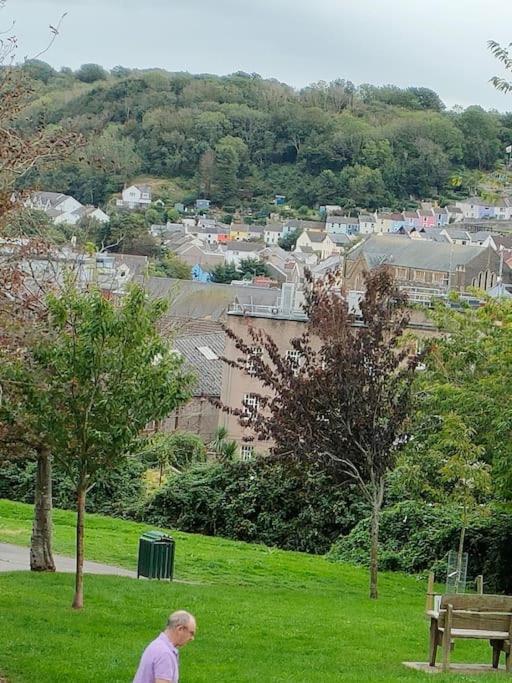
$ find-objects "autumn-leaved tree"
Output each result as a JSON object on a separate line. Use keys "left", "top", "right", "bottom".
{"left": 1, "top": 284, "right": 194, "bottom": 608}
{"left": 0, "top": 5, "right": 82, "bottom": 572}
{"left": 221, "top": 267, "right": 421, "bottom": 598}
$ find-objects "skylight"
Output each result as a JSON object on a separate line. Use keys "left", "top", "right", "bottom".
{"left": 197, "top": 346, "right": 218, "bottom": 360}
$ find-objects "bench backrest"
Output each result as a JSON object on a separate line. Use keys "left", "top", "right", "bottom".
{"left": 440, "top": 595, "right": 512, "bottom": 612}
{"left": 437, "top": 595, "right": 512, "bottom": 633}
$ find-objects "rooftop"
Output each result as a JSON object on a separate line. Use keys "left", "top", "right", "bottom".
{"left": 348, "top": 234, "right": 494, "bottom": 271}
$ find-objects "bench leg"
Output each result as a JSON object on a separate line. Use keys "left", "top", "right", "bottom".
{"left": 442, "top": 605, "right": 453, "bottom": 673}
{"left": 491, "top": 640, "right": 503, "bottom": 669}
{"left": 429, "top": 621, "right": 439, "bottom": 667}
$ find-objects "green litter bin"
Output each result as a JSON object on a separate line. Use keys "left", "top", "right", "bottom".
{"left": 137, "top": 531, "right": 175, "bottom": 580}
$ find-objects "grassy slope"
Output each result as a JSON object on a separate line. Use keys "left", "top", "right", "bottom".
{"left": 0, "top": 500, "right": 495, "bottom": 682}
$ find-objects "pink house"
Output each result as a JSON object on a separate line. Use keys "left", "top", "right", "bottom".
{"left": 418, "top": 209, "right": 436, "bottom": 228}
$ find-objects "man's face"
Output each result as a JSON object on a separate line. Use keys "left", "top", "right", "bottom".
{"left": 175, "top": 619, "right": 196, "bottom": 647}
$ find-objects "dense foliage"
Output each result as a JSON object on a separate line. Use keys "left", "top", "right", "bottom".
{"left": 142, "top": 458, "right": 367, "bottom": 554}
{"left": 14, "top": 63, "right": 512, "bottom": 210}
{"left": 328, "top": 501, "right": 512, "bottom": 593}
{"left": 0, "top": 458, "right": 145, "bottom": 518}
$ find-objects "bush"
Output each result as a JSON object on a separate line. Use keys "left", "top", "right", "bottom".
{"left": 0, "top": 458, "right": 146, "bottom": 518}
{"left": 328, "top": 500, "right": 512, "bottom": 592}
{"left": 76, "top": 63, "right": 108, "bottom": 83}
{"left": 141, "top": 458, "right": 367, "bottom": 554}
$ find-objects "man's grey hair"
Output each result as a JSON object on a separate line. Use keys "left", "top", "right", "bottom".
{"left": 167, "top": 610, "right": 194, "bottom": 629}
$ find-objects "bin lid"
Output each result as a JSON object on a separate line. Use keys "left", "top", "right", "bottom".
{"left": 140, "top": 530, "right": 174, "bottom": 542}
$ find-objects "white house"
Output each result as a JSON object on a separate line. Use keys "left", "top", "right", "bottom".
{"left": 29, "top": 192, "right": 82, "bottom": 215}
{"left": 359, "top": 214, "right": 377, "bottom": 234}
{"left": 54, "top": 205, "right": 109, "bottom": 226}
{"left": 264, "top": 224, "right": 283, "bottom": 245}
{"left": 295, "top": 231, "right": 336, "bottom": 260}
{"left": 116, "top": 184, "right": 152, "bottom": 210}
{"left": 28, "top": 192, "right": 108, "bottom": 226}
{"left": 326, "top": 216, "right": 359, "bottom": 235}
{"left": 224, "top": 241, "right": 262, "bottom": 268}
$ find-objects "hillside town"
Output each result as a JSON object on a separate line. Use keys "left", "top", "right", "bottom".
{"left": 12, "top": 183, "right": 512, "bottom": 458}
{"left": 3, "top": 6, "right": 512, "bottom": 677}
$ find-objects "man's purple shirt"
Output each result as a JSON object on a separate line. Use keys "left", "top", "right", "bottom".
{"left": 133, "top": 632, "right": 179, "bottom": 683}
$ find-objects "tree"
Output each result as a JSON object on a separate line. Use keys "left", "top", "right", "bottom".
{"left": 221, "top": 268, "right": 421, "bottom": 598}
{"left": 455, "top": 107, "right": 501, "bottom": 170}
{"left": 3, "top": 284, "right": 194, "bottom": 608}
{"left": 209, "top": 426, "right": 238, "bottom": 464}
{"left": 407, "top": 296, "right": 512, "bottom": 500}
{"left": 102, "top": 211, "right": 147, "bottom": 251}
{"left": 0, "top": 17, "right": 82, "bottom": 573}
{"left": 150, "top": 252, "right": 191, "bottom": 280}
{"left": 238, "top": 258, "right": 268, "bottom": 279}
{"left": 209, "top": 263, "right": 240, "bottom": 284}
{"left": 136, "top": 431, "right": 207, "bottom": 483}
{"left": 436, "top": 414, "right": 491, "bottom": 590}
{"left": 166, "top": 208, "right": 180, "bottom": 223}
{"left": 75, "top": 63, "right": 108, "bottom": 83}
{"left": 22, "top": 59, "right": 56, "bottom": 84}
{"left": 213, "top": 138, "right": 241, "bottom": 204}
{"left": 278, "top": 228, "right": 301, "bottom": 251}
{"left": 393, "top": 412, "right": 491, "bottom": 590}
{"left": 488, "top": 40, "right": 512, "bottom": 93}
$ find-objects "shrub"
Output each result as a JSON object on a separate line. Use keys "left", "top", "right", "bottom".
{"left": 0, "top": 458, "right": 146, "bottom": 518}
{"left": 141, "top": 458, "right": 367, "bottom": 554}
{"left": 328, "top": 500, "right": 512, "bottom": 592}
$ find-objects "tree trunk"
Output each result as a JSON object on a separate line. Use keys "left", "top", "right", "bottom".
{"left": 455, "top": 524, "right": 466, "bottom": 592}
{"left": 369, "top": 502, "right": 380, "bottom": 600}
{"left": 30, "top": 450, "right": 56, "bottom": 572}
{"left": 369, "top": 479, "right": 385, "bottom": 600}
{"left": 72, "top": 482, "right": 87, "bottom": 610}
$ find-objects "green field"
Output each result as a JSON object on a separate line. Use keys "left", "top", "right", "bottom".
{"left": 0, "top": 500, "right": 498, "bottom": 682}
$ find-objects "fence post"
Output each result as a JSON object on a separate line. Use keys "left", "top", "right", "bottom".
{"left": 426, "top": 571, "right": 435, "bottom": 612}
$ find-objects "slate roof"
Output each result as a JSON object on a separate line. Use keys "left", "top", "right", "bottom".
{"left": 327, "top": 216, "right": 359, "bottom": 224}
{"left": 311, "top": 255, "right": 342, "bottom": 277}
{"left": 329, "top": 233, "right": 353, "bottom": 246}
{"left": 306, "top": 231, "right": 328, "bottom": 243}
{"left": 226, "top": 241, "right": 262, "bottom": 252}
{"left": 113, "top": 254, "right": 148, "bottom": 281}
{"left": 348, "top": 234, "right": 492, "bottom": 271}
{"left": 419, "top": 229, "right": 450, "bottom": 243}
{"left": 173, "top": 332, "right": 225, "bottom": 397}
{"left": 286, "top": 219, "right": 325, "bottom": 231}
{"left": 32, "top": 191, "right": 69, "bottom": 208}
{"left": 471, "top": 231, "right": 493, "bottom": 242}
{"left": 145, "top": 278, "right": 280, "bottom": 320}
{"left": 443, "top": 229, "right": 472, "bottom": 241}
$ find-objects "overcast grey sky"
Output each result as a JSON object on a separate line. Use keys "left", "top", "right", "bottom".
{"left": 7, "top": 0, "right": 512, "bottom": 110}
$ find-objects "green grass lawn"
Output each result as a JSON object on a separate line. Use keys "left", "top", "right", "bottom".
{"left": 0, "top": 499, "right": 500, "bottom": 682}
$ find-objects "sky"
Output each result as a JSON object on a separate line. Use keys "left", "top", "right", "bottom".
{"left": 6, "top": 0, "right": 512, "bottom": 111}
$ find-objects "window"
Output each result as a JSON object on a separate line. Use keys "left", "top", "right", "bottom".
{"left": 413, "top": 269, "right": 426, "bottom": 282}
{"left": 395, "top": 266, "right": 408, "bottom": 280}
{"left": 246, "top": 346, "right": 262, "bottom": 376}
{"left": 285, "top": 349, "right": 302, "bottom": 375}
{"left": 240, "top": 445, "right": 254, "bottom": 461}
{"left": 431, "top": 271, "right": 448, "bottom": 285}
{"left": 242, "top": 393, "right": 259, "bottom": 417}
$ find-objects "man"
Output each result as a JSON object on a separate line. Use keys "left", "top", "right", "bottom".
{"left": 133, "top": 610, "right": 196, "bottom": 683}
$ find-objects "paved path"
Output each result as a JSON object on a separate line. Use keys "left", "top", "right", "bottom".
{"left": 0, "top": 543, "right": 136, "bottom": 578}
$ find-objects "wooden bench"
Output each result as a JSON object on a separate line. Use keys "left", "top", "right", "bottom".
{"left": 427, "top": 594, "right": 512, "bottom": 672}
